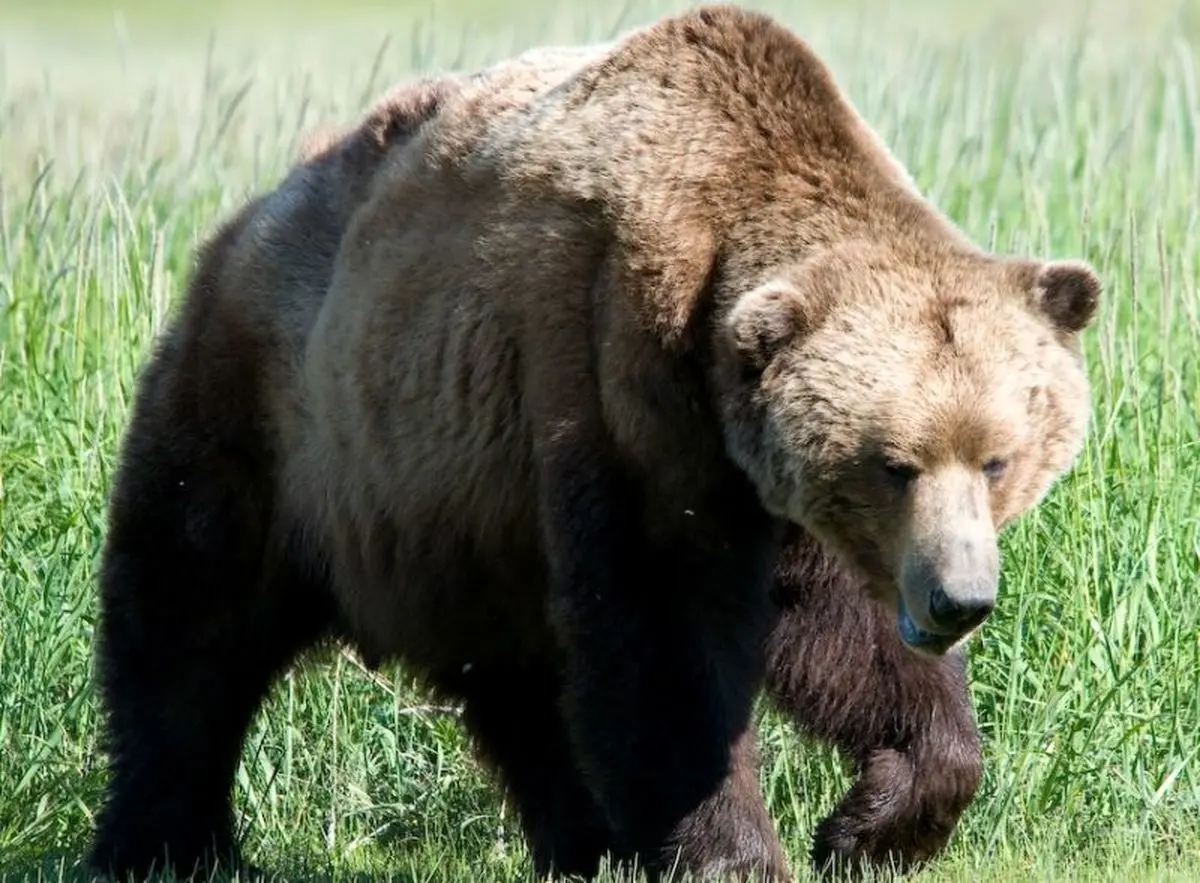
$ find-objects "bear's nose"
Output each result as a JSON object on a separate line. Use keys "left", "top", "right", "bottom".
{"left": 928, "top": 584, "right": 995, "bottom": 635}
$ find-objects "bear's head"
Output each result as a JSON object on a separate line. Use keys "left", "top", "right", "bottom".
{"left": 716, "top": 242, "right": 1101, "bottom": 655}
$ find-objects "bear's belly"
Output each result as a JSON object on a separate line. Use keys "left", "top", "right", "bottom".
{"left": 371, "top": 528, "right": 556, "bottom": 696}
{"left": 295, "top": 431, "right": 554, "bottom": 687}
{"left": 292, "top": 247, "right": 560, "bottom": 686}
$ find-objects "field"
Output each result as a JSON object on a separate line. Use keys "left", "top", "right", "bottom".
{"left": 1, "top": 0, "right": 1199, "bottom": 880}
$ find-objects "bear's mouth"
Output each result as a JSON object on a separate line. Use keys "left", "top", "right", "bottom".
{"left": 897, "top": 600, "right": 961, "bottom": 656}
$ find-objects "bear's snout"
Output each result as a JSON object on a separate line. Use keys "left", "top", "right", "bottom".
{"left": 896, "top": 478, "right": 1001, "bottom": 653}
{"left": 899, "top": 545, "right": 997, "bottom": 639}
{"left": 927, "top": 577, "right": 996, "bottom": 635}
{"left": 896, "top": 544, "right": 998, "bottom": 654}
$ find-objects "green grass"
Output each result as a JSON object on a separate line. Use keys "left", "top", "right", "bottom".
{"left": 2, "top": 0, "right": 1199, "bottom": 880}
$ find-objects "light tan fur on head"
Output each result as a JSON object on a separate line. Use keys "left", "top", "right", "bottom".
{"left": 718, "top": 241, "right": 1100, "bottom": 652}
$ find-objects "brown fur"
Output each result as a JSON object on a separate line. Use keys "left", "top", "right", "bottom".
{"left": 765, "top": 530, "right": 985, "bottom": 874}
{"left": 88, "top": 7, "right": 1100, "bottom": 883}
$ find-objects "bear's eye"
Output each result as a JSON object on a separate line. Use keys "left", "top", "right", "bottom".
{"left": 883, "top": 460, "right": 920, "bottom": 486}
{"left": 983, "top": 458, "right": 1008, "bottom": 482}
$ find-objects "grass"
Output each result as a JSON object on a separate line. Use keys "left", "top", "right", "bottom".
{"left": 1, "top": 0, "right": 1199, "bottom": 880}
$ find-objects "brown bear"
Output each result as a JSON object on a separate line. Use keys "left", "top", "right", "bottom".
{"left": 87, "top": 6, "right": 1101, "bottom": 882}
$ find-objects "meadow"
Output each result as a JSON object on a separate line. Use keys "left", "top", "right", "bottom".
{"left": 1, "top": 0, "right": 1198, "bottom": 880}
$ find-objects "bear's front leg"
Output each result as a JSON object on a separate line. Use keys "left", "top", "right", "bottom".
{"left": 658, "top": 726, "right": 791, "bottom": 882}
{"left": 763, "top": 530, "right": 983, "bottom": 879}
{"left": 537, "top": 443, "right": 791, "bottom": 882}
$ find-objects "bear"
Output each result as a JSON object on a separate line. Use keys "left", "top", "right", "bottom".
{"left": 86, "top": 6, "right": 1101, "bottom": 883}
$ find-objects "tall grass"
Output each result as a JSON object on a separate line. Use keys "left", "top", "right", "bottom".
{"left": 1, "top": 1, "right": 1198, "bottom": 880}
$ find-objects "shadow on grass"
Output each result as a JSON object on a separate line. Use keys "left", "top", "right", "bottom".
{"left": 0, "top": 851, "right": 547, "bottom": 883}
{"left": 0, "top": 851, "right": 745, "bottom": 883}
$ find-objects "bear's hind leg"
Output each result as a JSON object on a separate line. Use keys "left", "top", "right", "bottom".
{"left": 459, "top": 665, "right": 619, "bottom": 879}
{"left": 764, "top": 532, "right": 983, "bottom": 878}
{"left": 88, "top": 392, "right": 335, "bottom": 880}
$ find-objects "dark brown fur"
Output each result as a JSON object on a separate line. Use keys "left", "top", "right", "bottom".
{"left": 88, "top": 7, "right": 1099, "bottom": 882}
{"left": 766, "top": 529, "right": 983, "bottom": 874}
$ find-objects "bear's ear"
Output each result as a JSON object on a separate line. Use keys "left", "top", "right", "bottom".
{"left": 1032, "top": 260, "right": 1102, "bottom": 334}
{"left": 726, "top": 279, "right": 811, "bottom": 372}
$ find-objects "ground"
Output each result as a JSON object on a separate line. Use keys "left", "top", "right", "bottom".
{"left": 1, "top": 0, "right": 1198, "bottom": 881}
